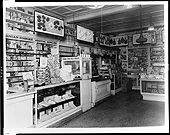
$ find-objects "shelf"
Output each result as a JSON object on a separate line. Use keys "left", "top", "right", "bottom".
{"left": 150, "top": 45, "right": 164, "bottom": 48}
{"left": 7, "top": 65, "right": 34, "bottom": 67}
{"left": 7, "top": 70, "right": 34, "bottom": 73}
{"left": 6, "top": 47, "right": 34, "bottom": 51}
{"left": 8, "top": 26, "right": 34, "bottom": 32}
{"left": 7, "top": 76, "right": 22, "bottom": 78}
{"left": 152, "top": 63, "right": 164, "bottom": 66}
{"left": 6, "top": 52, "right": 34, "bottom": 55}
{"left": 45, "top": 42, "right": 56, "bottom": 45}
{"left": 18, "top": 48, "right": 34, "bottom": 51}
{"left": 35, "top": 80, "right": 80, "bottom": 91}
{"left": 110, "top": 44, "right": 128, "bottom": 47}
{"left": 6, "top": 7, "right": 34, "bottom": 17}
{"left": 6, "top": 60, "right": 33, "bottom": 61}
{"left": 7, "top": 80, "right": 23, "bottom": 84}
{"left": 64, "top": 25, "right": 76, "bottom": 30}
{"left": 100, "top": 43, "right": 110, "bottom": 47}
{"left": 65, "top": 33, "right": 76, "bottom": 37}
{"left": 35, "top": 53, "right": 49, "bottom": 56}
{"left": 140, "top": 79, "right": 164, "bottom": 82}
{"left": 36, "top": 50, "right": 49, "bottom": 52}
{"left": 59, "top": 51, "right": 73, "bottom": 53}
{"left": 35, "top": 106, "right": 81, "bottom": 128}
{"left": 6, "top": 19, "right": 34, "bottom": 28}
{"left": 146, "top": 87, "right": 157, "bottom": 89}
{"left": 6, "top": 36, "right": 34, "bottom": 42}
{"left": 37, "top": 97, "right": 76, "bottom": 113}
{"left": 128, "top": 46, "right": 149, "bottom": 49}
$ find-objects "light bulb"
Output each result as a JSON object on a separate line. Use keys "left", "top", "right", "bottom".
{"left": 148, "top": 25, "right": 155, "bottom": 31}
{"left": 86, "top": 5, "right": 104, "bottom": 9}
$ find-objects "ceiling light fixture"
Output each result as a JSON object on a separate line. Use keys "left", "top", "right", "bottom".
{"left": 86, "top": 5, "right": 105, "bottom": 9}
{"left": 136, "top": 5, "right": 147, "bottom": 44}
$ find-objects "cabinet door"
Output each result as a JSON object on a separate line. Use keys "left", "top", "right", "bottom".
{"left": 5, "top": 94, "right": 34, "bottom": 128}
{"left": 80, "top": 80, "right": 92, "bottom": 112}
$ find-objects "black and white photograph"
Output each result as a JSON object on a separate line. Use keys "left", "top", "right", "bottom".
{"left": 2, "top": 0, "right": 169, "bottom": 134}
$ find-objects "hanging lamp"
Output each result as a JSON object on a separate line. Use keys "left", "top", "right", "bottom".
{"left": 136, "top": 5, "right": 147, "bottom": 44}
{"left": 100, "top": 6, "right": 103, "bottom": 33}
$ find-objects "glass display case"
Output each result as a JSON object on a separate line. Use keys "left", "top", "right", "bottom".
{"left": 61, "top": 56, "right": 92, "bottom": 80}
{"left": 140, "top": 79, "right": 165, "bottom": 102}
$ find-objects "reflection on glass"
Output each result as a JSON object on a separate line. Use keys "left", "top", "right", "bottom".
{"left": 82, "top": 61, "right": 90, "bottom": 74}
{"left": 64, "top": 61, "right": 80, "bottom": 75}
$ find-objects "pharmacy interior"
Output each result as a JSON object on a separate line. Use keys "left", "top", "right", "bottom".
{"left": 4, "top": 4, "right": 166, "bottom": 128}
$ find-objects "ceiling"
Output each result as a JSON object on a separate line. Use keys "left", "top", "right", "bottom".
{"left": 34, "top": 4, "right": 164, "bottom": 35}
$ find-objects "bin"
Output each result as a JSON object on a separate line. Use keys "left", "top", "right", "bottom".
{"left": 122, "top": 76, "right": 132, "bottom": 92}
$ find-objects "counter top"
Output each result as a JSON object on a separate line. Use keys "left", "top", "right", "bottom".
{"left": 6, "top": 80, "right": 81, "bottom": 99}
{"left": 6, "top": 90, "right": 36, "bottom": 100}
{"left": 35, "top": 80, "right": 80, "bottom": 91}
{"left": 140, "top": 78, "right": 164, "bottom": 81}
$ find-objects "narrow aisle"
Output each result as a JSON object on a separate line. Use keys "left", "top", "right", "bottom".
{"left": 48, "top": 91, "right": 165, "bottom": 128}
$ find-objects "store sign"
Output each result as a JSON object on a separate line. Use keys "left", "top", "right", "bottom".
{"left": 34, "top": 11, "right": 64, "bottom": 37}
{"left": 99, "top": 34, "right": 110, "bottom": 46}
{"left": 110, "top": 35, "right": 128, "bottom": 46}
{"left": 133, "top": 32, "right": 156, "bottom": 45}
{"left": 77, "top": 25, "right": 94, "bottom": 43}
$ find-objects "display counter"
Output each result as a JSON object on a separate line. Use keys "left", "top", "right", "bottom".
{"left": 140, "top": 78, "right": 165, "bottom": 102}
{"left": 34, "top": 80, "right": 82, "bottom": 128}
{"left": 91, "top": 79, "right": 111, "bottom": 107}
{"left": 5, "top": 90, "right": 36, "bottom": 128}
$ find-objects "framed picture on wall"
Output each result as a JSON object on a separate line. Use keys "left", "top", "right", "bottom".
{"left": 34, "top": 11, "right": 64, "bottom": 37}
{"left": 77, "top": 25, "right": 94, "bottom": 43}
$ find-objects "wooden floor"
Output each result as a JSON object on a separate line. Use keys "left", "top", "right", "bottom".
{"left": 48, "top": 90, "right": 166, "bottom": 132}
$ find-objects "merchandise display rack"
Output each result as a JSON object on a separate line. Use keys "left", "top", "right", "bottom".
{"left": 5, "top": 6, "right": 79, "bottom": 127}
{"left": 138, "top": 31, "right": 165, "bottom": 101}
{"left": 34, "top": 81, "right": 81, "bottom": 128}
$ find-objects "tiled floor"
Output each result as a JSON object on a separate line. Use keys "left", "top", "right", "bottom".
{"left": 49, "top": 90, "right": 165, "bottom": 128}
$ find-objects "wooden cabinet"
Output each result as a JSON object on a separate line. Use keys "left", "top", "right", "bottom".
{"left": 91, "top": 79, "right": 111, "bottom": 107}
{"left": 5, "top": 91, "right": 36, "bottom": 128}
{"left": 80, "top": 79, "right": 92, "bottom": 112}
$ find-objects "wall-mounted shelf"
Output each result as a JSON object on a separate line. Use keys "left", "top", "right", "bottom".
{"left": 110, "top": 45, "right": 128, "bottom": 47}
{"left": 6, "top": 19, "right": 34, "bottom": 28}
{"left": 6, "top": 7, "right": 34, "bottom": 17}
{"left": 6, "top": 36, "right": 34, "bottom": 42}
